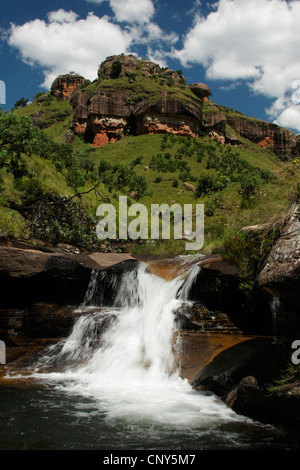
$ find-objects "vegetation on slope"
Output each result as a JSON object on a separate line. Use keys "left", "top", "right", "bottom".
{"left": 0, "top": 88, "right": 299, "bottom": 256}
{"left": 80, "top": 57, "right": 202, "bottom": 107}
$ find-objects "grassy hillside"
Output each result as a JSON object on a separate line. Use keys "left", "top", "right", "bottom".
{"left": 81, "top": 57, "right": 202, "bottom": 107}
{"left": 0, "top": 92, "right": 299, "bottom": 256}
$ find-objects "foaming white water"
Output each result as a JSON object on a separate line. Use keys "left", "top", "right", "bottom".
{"left": 30, "top": 260, "right": 248, "bottom": 427}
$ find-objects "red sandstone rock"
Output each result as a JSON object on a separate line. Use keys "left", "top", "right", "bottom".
{"left": 190, "top": 83, "right": 212, "bottom": 99}
{"left": 226, "top": 115, "right": 297, "bottom": 156}
{"left": 51, "top": 74, "right": 86, "bottom": 101}
{"left": 50, "top": 56, "right": 298, "bottom": 157}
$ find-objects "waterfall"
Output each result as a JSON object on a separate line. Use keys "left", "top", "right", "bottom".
{"left": 30, "top": 259, "right": 244, "bottom": 428}
{"left": 40, "top": 261, "right": 198, "bottom": 379}
{"left": 270, "top": 295, "right": 281, "bottom": 336}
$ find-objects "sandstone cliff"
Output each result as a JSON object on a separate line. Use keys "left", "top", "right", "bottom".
{"left": 68, "top": 55, "right": 205, "bottom": 147}
{"left": 226, "top": 114, "right": 297, "bottom": 157}
{"left": 49, "top": 55, "right": 298, "bottom": 157}
{"left": 51, "top": 73, "right": 87, "bottom": 101}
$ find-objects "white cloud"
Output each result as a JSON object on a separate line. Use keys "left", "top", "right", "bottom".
{"left": 47, "top": 9, "right": 79, "bottom": 23}
{"left": 267, "top": 82, "right": 300, "bottom": 133}
{"left": 87, "top": 0, "right": 155, "bottom": 24}
{"left": 172, "top": 0, "right": 300, "bottom": 131}
{"left": 8, "top": 11, "right": 134, "bottom": 89}
{"left": 7, "top": 4, "right": 177, "bottom": 91}
{"left": 270, "top": 102, "right": 300, "bottom": 133}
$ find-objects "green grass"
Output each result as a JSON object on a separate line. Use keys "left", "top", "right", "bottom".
{"left": 8, "top": 85, "right": 299, "bottom": 255}
{"left": 80, "top": 64, "right": 202, "bottom": 107}
{"left": 16, "top": 95, "right": 73, "bottom": 141}
{"left": 69, "top": 132, "right": 298, "bottom": 255}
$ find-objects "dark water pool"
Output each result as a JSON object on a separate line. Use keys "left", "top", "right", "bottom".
{"left": 0, "top": 382, "right": 298, "bottom": 451}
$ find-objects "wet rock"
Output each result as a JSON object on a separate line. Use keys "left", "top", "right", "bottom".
{"left": 0, "top": 246, "right": 136, "bottom": 308}
{"left": 0, "top": 247, "right": 91, "bottom": 308}
{"left": 257, "top": 204, "right": 300, "bottom": 312}
{"left": 0, "top": 246, "right": 138, "bottom": 364}
{"left": 191, "top": 337, "right": 277, "bottom": 398}
{"left": 226, "top": 375, "right": 300, "bottom": 431}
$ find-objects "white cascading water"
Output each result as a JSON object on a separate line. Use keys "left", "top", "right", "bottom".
{"left": 31, "top": 259, "right": 246, "bottom": 427}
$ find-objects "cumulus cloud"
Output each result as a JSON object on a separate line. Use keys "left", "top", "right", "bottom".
{"left": 8, "top": 11, "right": 134, "bottom": 89}
{"left": 87, "top": 0, "right": 155, "bottom": 24}
{"left": 172, "top": 0, "right": 300, "bottom": 131}
{"left": 47, "top": 9, "right": 79, "bottom": 24}
{"left": 7, "top": 4, "right": 178, "bottom": 91}
{"left": 267, "top": 81, "right": 300, "bottom": 132}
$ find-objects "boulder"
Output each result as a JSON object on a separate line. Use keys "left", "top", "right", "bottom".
{"left": 226, "top": 376, "right": 300, "bottom": 431}
{"left": 190, "top": 83, "right": 212, "bottom": 99}
{"left": 191, "top": 337, "right": 277, "bottom": 398}
{"left": 257, "top": 204, "right": 300, "bottom": 311}
{"left": 184, "top": 182, "right": 196, "bottom": 192}
{"left": 51, "top": 74, "right": 86, "bottom": 101}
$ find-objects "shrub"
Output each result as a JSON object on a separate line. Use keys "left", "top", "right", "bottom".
{"left": 240, "top": 172, "right": 262, "bottom": 198}
{"left": 196, "top": 169, "right": 228, "bottom": 197}
{"left": 110, "top": 60, "right": 122, "bottom": 79}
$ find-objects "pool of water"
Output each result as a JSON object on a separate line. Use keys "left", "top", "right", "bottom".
{"left": 0, "top": 381, "right": 298, "bottom": 451}
{"left": 2, "top": 260, "right": 299, "bottom": 452}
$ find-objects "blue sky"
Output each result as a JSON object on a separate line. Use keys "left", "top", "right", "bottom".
{"left": 1, "top": 0, "right": 300, "bottom": 133}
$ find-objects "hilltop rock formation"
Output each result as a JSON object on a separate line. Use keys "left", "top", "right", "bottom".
{"left": 190, "top": 83, "right": 211, "bottom": 100}
{"left": 51, "top": 74, "right": 87, "bottom": 101}
{"left": 49, "top": 55, "right": 298, "bottom": 156}
{"left": 69, "top": 55, "right": 203, "bottom": 146}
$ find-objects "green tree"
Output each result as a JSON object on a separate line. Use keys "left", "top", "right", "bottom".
{"left": 14, "top": 97, "right": 29, "bottom": 109}
{"left": 110, "top": 60, "right": 122, "bottom": 79}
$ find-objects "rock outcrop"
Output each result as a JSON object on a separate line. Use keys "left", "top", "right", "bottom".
{"left": 51, "top": 74, "right": 87, "bottom": 101}
{"left": 226, "top": 115, "right": 297, "bottom": 157}
{"left": 48, "top": 55, "right": 298, "bottom": 156}
{"left": 190, "top": 83, "right": 211, "bottom": 100}
{"left": 69, "top": 55, "right": 203, "bottom": 146}
{"left": 226, "top": 375, "right": 300, "bottom": 431}
{"left": 257, "top": 204, "right": 300, "bottom": 312}
{"left": 0, "top": 244, "right": 135, "bottom": 362}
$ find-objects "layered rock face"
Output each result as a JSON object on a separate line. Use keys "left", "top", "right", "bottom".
{"left": 226, "top": 115, "right": 297, "bottom": 157}
{"left": 257, "top": 204, "right": 300, "bottom": 311}
{"left": 71, "top": 88, "right": 133, "bottom": 146}
{"left": 69, "top": 55, "right": 204, "bottom": 146}
{"left": 50, "top": 55, "right": 298, "bottom": 156}
{"left": 134, "top": 94, "right": 202, "bottom": 138}
{"left": 51, "top": 74, "right": 87, "bottom": 101}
